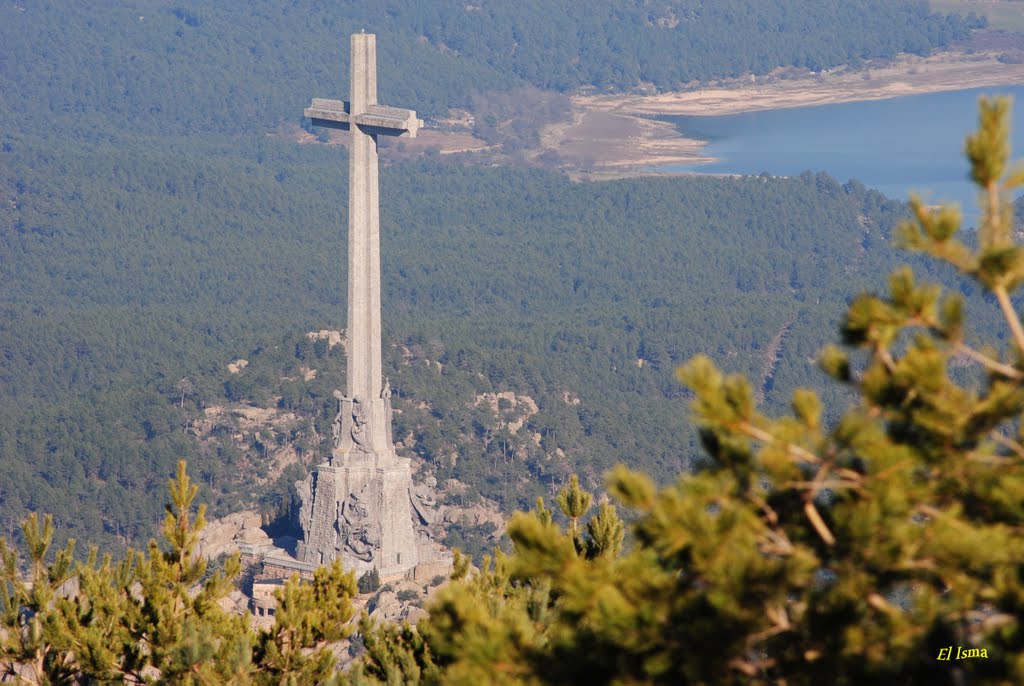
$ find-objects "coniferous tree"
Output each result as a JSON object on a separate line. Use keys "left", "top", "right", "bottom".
{"left": 358, "top": 569, "right": 381, "bottom": 595}
{"left": 1, "top": 461, "right": 356, "bottom": 684}
{"left": 351, "top": 99, "right": 1024, "bottom": 685}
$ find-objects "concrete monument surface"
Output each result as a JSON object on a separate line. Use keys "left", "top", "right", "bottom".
{"left": 296, "top": 33, "right": 423, "bottom": 579}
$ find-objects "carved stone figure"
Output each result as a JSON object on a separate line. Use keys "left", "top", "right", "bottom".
{"left": 339, "top": 489, "right": 380, "bottom": 562}
{"left": 296, "top": 477, "right": 313, "bottom": 535}
{"left": 346, "top": 524, "right": 377, "bottom": 562}
{"left": 350, "top": 396, "right": 368, "bottom": 451}
{"left": 331, "top": 390, "right": 344, "bottom": 451}
{"left": 341, "top": 489, "right": 369, "bottom": 525}
{"left": 381, "top": 378, "right": 394, "bottom": 445}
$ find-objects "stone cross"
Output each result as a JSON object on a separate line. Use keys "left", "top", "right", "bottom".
{"left": 296, "top": 34, "right": 423, "bottom": 577}
{"left": 305, "top": 34, "right": 422, "bottom": 461}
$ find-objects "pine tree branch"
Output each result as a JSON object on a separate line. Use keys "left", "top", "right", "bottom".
{"left": 993, "top": 285, "right": 1024, "bottom": 355}
{"left": 954, "top": 342, "right": 1023, "bottom": 379}
{"left": 728, "top": 658, "right": 761, "bottom": 677}
{"left": 749, "top": 493, "right": 779, "bottom": 526}
{"left": 783, "top": 478, "right": 861, "bottom": 493}
{"left": 736, "top": 421, "right": 821, "bottom": 465}
{"left": 757, "top": 529, "right": 795, "bottom": 557}
{"left": 989, "top": 431, "right": 1024, "bottom": 460}
{"left": 803, "top": 501, "right": 835, "bottom": 546}
{"left": 877, "top": 344, "right": 897, "bottom": 372}
{"left": 869, "top": 459, "right": 911, "bottom": 482}
{"left": 986, "top": 179, "right": 1002, "bottom": 246}
{"left": 966, "top": 610, "right": 1015, "bottom": 633}
{"left": 867, "top": 593, "right": 895, "bottom": 613}
{"left": 747, "top": 622, "right": 790, "bottom": 645}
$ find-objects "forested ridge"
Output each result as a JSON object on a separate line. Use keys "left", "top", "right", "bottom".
{"left": 0, "top": 0, "right": 980, "bottom": 138}
{"left": 4, "top": 123, "right": 1008, "bottom": 549}
{"left": 0, "top": 0, "right": 1002, "bottom": 551}
{"left": 387, "top": 0, "right": 979, "bottom": 90}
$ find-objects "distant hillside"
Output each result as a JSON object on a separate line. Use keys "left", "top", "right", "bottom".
{"left": 391, "top": 0, "right": 981, "bottom": 89}
{"left": 932, "top": 0, "right": 1024, "bottom": 32}
{"left": 0, "top": 1, "right": 981, "bottom": 138}
{"left": 0, "top": 128, "right": 951, "bottom": 549}
{"left": 0, "top": 0, "right": 997, "bottom": 553}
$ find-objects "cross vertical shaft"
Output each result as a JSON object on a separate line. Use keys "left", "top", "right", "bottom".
{"left": 347, "top": 33, "right": 382, "bottom": 408}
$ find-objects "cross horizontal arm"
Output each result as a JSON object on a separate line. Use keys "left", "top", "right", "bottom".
{"left": 305, "top": 98, "right": 423, "bottom": 138}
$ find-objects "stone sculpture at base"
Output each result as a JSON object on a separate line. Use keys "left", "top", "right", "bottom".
{"left": 295, "top": 33, "right": 422, "bottom": 579}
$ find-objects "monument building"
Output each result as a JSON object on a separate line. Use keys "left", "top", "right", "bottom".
{"left": 295, "top": 33, "right": 422, "bottom": 579}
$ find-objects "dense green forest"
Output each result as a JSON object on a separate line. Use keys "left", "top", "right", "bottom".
{"left": 385, "top": 0, "right": 981, "bottom": 90}
{"left": 1, "top": 1, "right": 982, "bottom": 139}
{"left": 0, "top": 0, "right": 1003, "bottom": 551}
{"left": 3, "top": 123, "right": 1000, "bottom": 549}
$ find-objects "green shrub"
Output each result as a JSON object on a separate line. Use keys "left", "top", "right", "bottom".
{"left": 357, "top": 568, "right": 381, "bottom": 594}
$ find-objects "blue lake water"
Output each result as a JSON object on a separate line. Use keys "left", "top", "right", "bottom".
{"left": 661, "top": 85, "right": 1024, "bottom": 226}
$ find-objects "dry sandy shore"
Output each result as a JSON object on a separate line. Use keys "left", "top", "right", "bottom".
{"left": 553, "top": 51, "right": 1024, "bottom": 177}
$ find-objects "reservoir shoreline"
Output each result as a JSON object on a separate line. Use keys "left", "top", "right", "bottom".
{"left": 551, "top": 50, "right": 1024, "bottom": 178}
